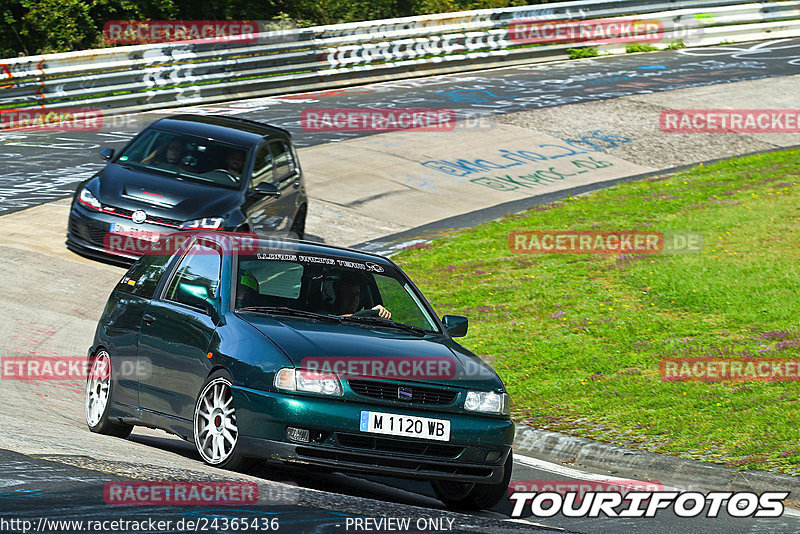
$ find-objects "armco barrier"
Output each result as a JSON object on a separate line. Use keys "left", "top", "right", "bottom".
{"left": 1, "top": 0, "right": 799, "bottom": 117}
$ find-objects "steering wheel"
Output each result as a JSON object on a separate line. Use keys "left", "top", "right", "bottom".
{"left": 208, "top": 169, "right": 238, "bottom": 183}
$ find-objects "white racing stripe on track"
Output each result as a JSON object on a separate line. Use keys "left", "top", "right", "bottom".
{"left": 503, "top": 518, "right": 565, "bottom": 530}
{"left": 513, "top": 452, "right": 677, "bottom": 489}
{"left": 782, "top": 507, "right": 800, "bottom": 517}
{"left": 513, "top": 453, "right": 607, "bottom": 480}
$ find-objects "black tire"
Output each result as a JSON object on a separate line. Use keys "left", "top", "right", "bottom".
{"left": 289, "top": 206, "right": 306, "bottom": 240}
{"left": 193, "top": 369, "right": 255, "bottom": 472}
{"left": 432, "top": 451, "right": 513, "bottom": 511}
{"left": 85, "top": 349, "right": 134, "bottom": 438}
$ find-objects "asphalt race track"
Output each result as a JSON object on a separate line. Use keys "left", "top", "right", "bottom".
{"left": 2, "top": 447, "right": 800, "bottom": 533}
{"left": 2, "top": 39, "right": 800, "bottom": 215}
{"left": 1, "top": 39, "right": 800, "bottom": 533}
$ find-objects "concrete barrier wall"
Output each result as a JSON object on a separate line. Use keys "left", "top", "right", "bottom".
{"left": 1, "top": 0, "right": 799, "bottom": 116}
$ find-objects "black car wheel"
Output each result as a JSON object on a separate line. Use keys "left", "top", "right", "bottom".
{"left": 85, "top": 349, "right": 134, "bottom": 437}
{"left": 432, "top": 451, "right": 513, "bottom": 511}
{"left": 193, "top": 370, "right": 254, "bottom": 471}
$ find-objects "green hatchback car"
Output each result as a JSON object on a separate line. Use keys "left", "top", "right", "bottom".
{"left": 86, "top": 233, "right": 514, "bottom": 510}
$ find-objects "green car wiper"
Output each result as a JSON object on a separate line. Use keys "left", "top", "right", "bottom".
{"left": 237, "top": 306, "right": 341, "bottom": 322}
{"left": 338, "top": 315, "right": 431, "bottom": 336}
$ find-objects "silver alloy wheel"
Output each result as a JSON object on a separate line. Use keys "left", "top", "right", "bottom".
{"left": 85, "top": 351, "right": 111, "bottom": 427}
{"left": 194, "top": 377, "right": 238, "bottom": 464}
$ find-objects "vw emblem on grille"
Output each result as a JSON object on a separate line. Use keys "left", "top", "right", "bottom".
{"left": 131, "top": 210, "right": 147, "bottom": 224}
{"left": 397, "top": 386, "right": 413, "bottom": 401}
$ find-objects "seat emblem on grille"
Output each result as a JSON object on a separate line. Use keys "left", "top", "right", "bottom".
{"left": 398, "top": 386, "right": 413, "bottom": 401}
{"left": 131, "top": 210, "right": 147, "bottom": 224}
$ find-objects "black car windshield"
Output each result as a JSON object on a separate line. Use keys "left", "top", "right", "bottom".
{"left": 236, "top": 252, "right": 440, "bottom": 333}
{"left": 116, "top": 129, "right": 248, "bottom": 189}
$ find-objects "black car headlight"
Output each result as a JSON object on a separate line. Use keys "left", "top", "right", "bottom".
{"left": 180, "top": 217, "right": 224, "bottom": 230}
{"left": 274, "top": 368, "right": 343, "bottom": 396}
{"left": 464, "top": 391, "right": 510, "bottom": 415}
{"left": 78, "top": 187, "right": 102, "bottom": 211}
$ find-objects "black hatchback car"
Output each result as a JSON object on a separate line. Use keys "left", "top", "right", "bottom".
{"left": 86, "top": 233, "right": 514, "bottom": 510}
{"left": 67, "top": 114, "right": 307, "bottom": 263}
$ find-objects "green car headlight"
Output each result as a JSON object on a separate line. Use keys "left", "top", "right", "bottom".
{"left": 275, "top": 368, "right": 343, "bottom": 396}
{"left": 464, "top": 391, "right": 509, "bottom": 415}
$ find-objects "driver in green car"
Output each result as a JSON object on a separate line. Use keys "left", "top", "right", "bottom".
{"left": 334, "top": 275, "right": 392, "bottom": 319}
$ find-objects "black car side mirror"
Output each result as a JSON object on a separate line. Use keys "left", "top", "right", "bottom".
{"left": 442, "top": 315, "right": 468, "bottom": 337}
{"left": 99, "top": 148, "right": 115, "bottom": 161}
{"left": 254, "top": 182, "right": 281, "bottom": 197}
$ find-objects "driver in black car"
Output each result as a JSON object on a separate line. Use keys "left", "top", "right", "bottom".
{"left": 225, "top": 149, "right": 245, "bottom": 178}
{"left": 334, "top": 275, "right": 391, "bottom": 319}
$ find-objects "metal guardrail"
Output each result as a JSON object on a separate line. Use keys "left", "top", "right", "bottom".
{"left": 1, "top": 0, "right": 798, "bottom": 116}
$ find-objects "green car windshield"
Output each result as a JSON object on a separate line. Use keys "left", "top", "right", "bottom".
{"left": 116, "top": 129, "right": 247, "bottom": 189}
{"left": 236, "top": 253, "right": 440, "bottom": 333}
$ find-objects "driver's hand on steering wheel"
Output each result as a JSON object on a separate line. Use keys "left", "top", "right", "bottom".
{"left": 371, "top": 305, "right": 391, "bottom": 319}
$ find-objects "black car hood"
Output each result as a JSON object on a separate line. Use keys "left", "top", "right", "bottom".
{"left": 91, "top": 163, "right": 241, "bottom": 221}
{"left": 238, "top": 313, "right": 503, "bottom": 391}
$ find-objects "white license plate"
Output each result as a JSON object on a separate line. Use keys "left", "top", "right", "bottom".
{"left": 110, "top": 222, "right": 159, "bottom": 241}
{"left": 359, "top": 411, "right": 450, "bottom": 441}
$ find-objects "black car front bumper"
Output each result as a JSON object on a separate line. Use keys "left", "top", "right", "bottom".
{"left": 66, "top": 203, "right": 179, "bottom": 265}
{"left": 238, "top": 435, "right": 511, "bottom": 484}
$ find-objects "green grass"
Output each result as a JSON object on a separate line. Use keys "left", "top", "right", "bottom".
{"left": 665, "top": 40, "right": 686, "bottom": 50}
{"left": 394, "top": 150, "right": 800, "bottom": 475}
{"left": 568, "top": 46, "right": 599, "bottom": 59}
{"left": 626, "top": 42, "right": 658, "bottom": 53}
